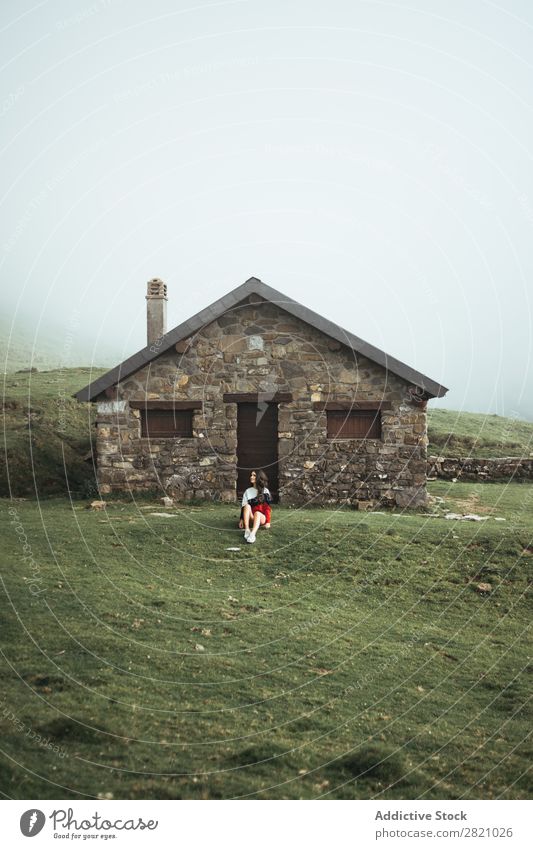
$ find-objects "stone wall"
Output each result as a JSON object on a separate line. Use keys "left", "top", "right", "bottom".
{"left": 428, "top": 456, "right": 533, "bottom": 481}
{"left": 95, "top": 297, "right": 428, "bottom": 507}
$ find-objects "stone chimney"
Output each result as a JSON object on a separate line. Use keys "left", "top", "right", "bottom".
{"left": 146, "top": 278, "right": 167, "bottom": 347}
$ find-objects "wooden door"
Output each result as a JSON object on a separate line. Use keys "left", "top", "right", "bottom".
{"left": 237, "top": 403, "right": 279, "bottom": 500}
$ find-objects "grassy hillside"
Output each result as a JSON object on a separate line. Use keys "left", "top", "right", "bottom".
{"left": 1, "top": 481, "right": 531, "bottom": 800}
{"left": 427, "top": 408, "right": 533, "bottom": 459}
{"left": 1, "top": 368, "right": 105, "bottom": 498}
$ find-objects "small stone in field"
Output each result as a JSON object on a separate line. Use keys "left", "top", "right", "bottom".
{"left": 476, "top": 582, "right": 492, "bottom": 594}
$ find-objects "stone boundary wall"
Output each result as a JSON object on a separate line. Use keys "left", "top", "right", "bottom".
{"left": 427, "top": 456, "right": 533, "bottom": 481}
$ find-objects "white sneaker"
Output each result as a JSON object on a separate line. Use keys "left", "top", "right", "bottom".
{"left": 247, "top": 532, "right": 256, "bottom": 544}
{"left": 244, "top": 529, "right": 250, "bottom": 540}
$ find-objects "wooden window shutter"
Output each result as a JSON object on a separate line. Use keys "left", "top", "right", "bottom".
{"left": 140, "top": 409, "right": 193, "bottom": 438}
{"left": 326, "top": 410, "right": 381, "bottom": 439}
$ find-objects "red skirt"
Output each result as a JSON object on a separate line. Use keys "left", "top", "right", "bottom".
{"left": 251, "top": 503, "right": 271, "bottom": 523}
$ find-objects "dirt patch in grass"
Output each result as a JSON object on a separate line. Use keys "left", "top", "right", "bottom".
{"left": 37, "top": 717, "right": 115, "bottom": 744}
{"left": 24, "top": 674, "right": 65, "bottom": 692}
{"left": 325, "top": 744, "right": 415, "bottom": 794}
{"left": 230, "top": 743, "right": 295, "bottom": 769}
{"left": 453, "top": 493, "right": 494, "bottom": 515}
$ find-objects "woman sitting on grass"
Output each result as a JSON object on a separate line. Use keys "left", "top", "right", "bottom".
{"left": 239, "top": 469, "right": 272, "bottom": 544}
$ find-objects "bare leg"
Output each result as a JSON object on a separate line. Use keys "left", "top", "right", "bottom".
{"left": 247, "top": 511, "right": 266, "bottom": 543}
{"left": 243, "top": 504, "right": 253, "bottom": 531}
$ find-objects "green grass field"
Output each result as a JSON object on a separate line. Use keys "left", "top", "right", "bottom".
{"left": 1, "top": 480, "right": 531, "bottom": 800}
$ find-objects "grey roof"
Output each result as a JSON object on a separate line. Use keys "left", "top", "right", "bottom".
{"left": 74, "top": 277, "right": 448, "bottom": 401}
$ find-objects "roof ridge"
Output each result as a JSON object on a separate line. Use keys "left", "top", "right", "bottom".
{"left": 74, "top": 277, "right": 448, "bottom": 401}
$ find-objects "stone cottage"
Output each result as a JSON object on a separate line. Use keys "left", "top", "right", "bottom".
{"left": 75, "top": 277, "right": 448, "bottom": 507}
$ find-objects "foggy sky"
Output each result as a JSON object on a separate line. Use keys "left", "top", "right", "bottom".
{"left": 1, "top": 0, "right": 532, "bottom": 419}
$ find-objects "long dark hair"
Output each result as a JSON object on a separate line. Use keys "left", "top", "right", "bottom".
{"left": 255, "top": 469, "right": 269, "bottom": 501}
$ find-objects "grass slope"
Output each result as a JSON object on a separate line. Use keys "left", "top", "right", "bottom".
{"left": 427, "top": 409, "right": 533, "bottom": 459}
{"left": 1, "top": 480, "right": 531, "bottom": 800}
{"left": 1, "top": 368, "right": 105, "bottom": 498}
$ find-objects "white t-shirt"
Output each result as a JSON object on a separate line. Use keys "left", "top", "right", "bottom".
{"left": 241, "top": 487, "right": 272, "bottom": 506}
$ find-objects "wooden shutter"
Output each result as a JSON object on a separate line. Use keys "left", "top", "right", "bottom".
{"left": 140, "top": 409, "right": 193, "bottom": 438}
{"left": 327, "top": 410, "right": 381, "bottom": 439}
